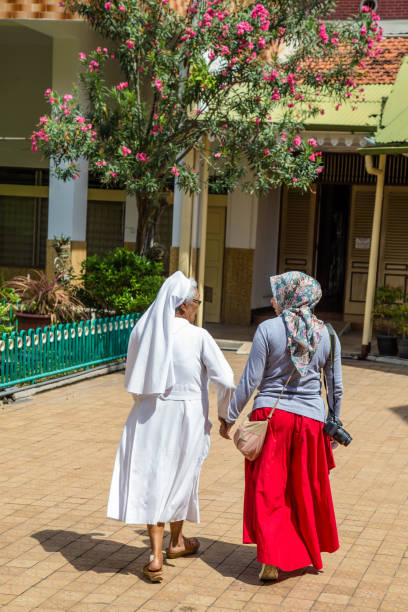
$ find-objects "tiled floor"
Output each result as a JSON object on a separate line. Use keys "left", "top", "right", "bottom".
{"left": 1, "top": 353, "right": 408, "bottom": 610}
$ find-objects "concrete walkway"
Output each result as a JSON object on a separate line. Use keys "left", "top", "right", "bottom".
{"left": 1, "top": 353, "right": 408, "bottom": 611}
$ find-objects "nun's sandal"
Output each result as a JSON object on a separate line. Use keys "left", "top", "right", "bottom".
{"left": 166, "top": 536, "right": 200, "bottom": 559}
{"left": 142, "top": 555, "right": 163, "bottom": 582}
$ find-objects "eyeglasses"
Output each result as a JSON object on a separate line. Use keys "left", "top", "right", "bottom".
{"left": 192, "top": 299, "right": 202, "bottom": 305}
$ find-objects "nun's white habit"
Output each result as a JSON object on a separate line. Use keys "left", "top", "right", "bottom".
{"left": 107, "top": 272, "right": 235, "bottom": 525}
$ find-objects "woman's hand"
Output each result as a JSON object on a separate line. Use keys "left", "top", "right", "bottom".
{"left": 219, "top": 417, "right": 234, "bottom": 440}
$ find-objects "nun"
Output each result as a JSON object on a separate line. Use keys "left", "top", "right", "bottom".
{"left": 107, "top": 271, "right": 235, "bottom": 582}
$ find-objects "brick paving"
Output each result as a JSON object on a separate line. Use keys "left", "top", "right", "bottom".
{"left": 1, "top": 353, "right": 408, "bottom": 611}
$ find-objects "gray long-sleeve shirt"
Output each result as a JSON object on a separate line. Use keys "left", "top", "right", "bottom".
{"left": 227, "top": 315, "right": 343, "bottom": 424}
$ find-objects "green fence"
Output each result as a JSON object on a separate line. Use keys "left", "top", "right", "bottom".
{"left": 0, "top": 314, "right": 140, "bottom": 389}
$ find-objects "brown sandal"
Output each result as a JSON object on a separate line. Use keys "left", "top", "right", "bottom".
{"left": 142, "top": 556, "right": 163, "bottom": 582}
{"left": 166, "top": 536, "right": 200, "bottom": 559}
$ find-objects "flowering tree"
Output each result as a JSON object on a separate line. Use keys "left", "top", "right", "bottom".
{"left": 32, "top": 0, "right": 381, "bottom": 253}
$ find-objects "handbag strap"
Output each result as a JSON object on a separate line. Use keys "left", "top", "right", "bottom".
{"left": 323, "top": 322, "right": 336, "bottom": 420}
{"left": 267, "top": 367, "right": 296, "bottom": 421}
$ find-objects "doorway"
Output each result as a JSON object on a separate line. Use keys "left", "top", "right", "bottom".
{"left": 204, "top": 205, "right": 226, "bottom": 323}
{"left": 315, "top": 184, "right": 350, "bottom": 313}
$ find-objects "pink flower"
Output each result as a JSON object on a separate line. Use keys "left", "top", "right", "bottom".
{"left": 110, "top": 171, "right": 118, "bottom": 178}
{"left": 309, "top": 153, "right": 316, "bottom": 162}
{"left": 136, "top": 152, "right": 149, "bottom": 162}
{"left": 263, "top": 149, "right": 270, "bottom": 156}
{"left": 153, "top": 113, "right": 159, "bottom": 120}
{"left": 172, "top": 166, "right": 180, "bottom": 176}
{"left": 293, "top": 135, "right": 301, "bottom": 147}
{"left": 75, "top": 116, "right": 86, "bottom": 123}
{"left": 292, "top": 177, "right": 298, "bottom": 183}
{"left": 64, "top": 94, "right": 73, "bottom": 102}
{"left": 116, "top": 81, "right": 128, "bottom": 90}
{"left": 153, "top": 78, "right": 163, "bottom": 92}
{"left": 316, "top": 166, "right": 323, "bottom": 174}
{"left": 258, "top": 37, "right": 266, "bottom": 49}
{"left": 308, "top": 138, "right": 317, "bottom": 147}
{"left": 126, "top": 40, "right": 135, "bottom": 50}
{"left": 121, "top": 146, "right": 132, "bottom": 157}
{"left": 119, "top": 5, "right": 126, "bottom": 12}
{"left": 39, "top": 116, "right": 48, "bottom": 125}
{"left": 44, "top": 88, "right": 52, "bottom": 97}
{"left": 104, "top": 2, "right": 111, "bottom": 10}
{"left": 214, "top": 152, "right": 221, "bottom": 158}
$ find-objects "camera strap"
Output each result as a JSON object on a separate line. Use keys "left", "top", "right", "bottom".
{"left": 323, "top": 322, "right": 336, "bottom": 420}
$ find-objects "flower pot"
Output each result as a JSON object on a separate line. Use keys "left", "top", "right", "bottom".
{"left": 16, "top": 311, "right": 53, "bottom": 332}
{"left": 397, "top": 337, "right": 408, "bottom": 359}
{"left": 376, "top": 334, "right": 398, "bottom": 356}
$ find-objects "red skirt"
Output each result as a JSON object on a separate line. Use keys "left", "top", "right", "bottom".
{"left": 243, "top": 408, "right": 339, "bottom": 572}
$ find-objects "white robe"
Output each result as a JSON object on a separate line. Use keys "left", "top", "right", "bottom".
{"left": 107, "top": 317, "right": 235, "bottom": 524}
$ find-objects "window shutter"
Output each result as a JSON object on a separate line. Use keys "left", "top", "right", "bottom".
{"left": 344, "top": 186, "right": 375, "bottom": 316}
{"left": 278, "top": 187, "right": 316, "bottom": 275}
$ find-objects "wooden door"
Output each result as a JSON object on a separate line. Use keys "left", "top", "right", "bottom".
{"left": 204, "top": 206, "right": 226, "bottom": 323}
{"left": 344, "top": 186, "right": 376, "bottom": 316}
{"left": 378, "top": 187, "right": 408, "bottom": 298}
{"left": 278, "top": 187, "right": 316, "bottom": 275}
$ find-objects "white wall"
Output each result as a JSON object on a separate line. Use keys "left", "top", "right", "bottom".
{"left": 225, "top": 188, "right": 258, "bottom": 249}
{"left": 0, "top": 27, "right": 52, "bottom": 167}
{"left": 251, "top": 189, "right": 281, "bottom": 309}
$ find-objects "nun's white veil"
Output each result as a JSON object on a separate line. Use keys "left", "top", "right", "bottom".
{"left": 124, "top": 271, "right": 193, "bottom": 396}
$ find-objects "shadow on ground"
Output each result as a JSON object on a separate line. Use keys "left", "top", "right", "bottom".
{"left": 31, "top": 529, "right": 318, "bottom": 585}
{"left": 341, "top": 357, "right": 408, "bottom": 376}
{"left": 389, "top": 405, "right": 408, "bottom": 423}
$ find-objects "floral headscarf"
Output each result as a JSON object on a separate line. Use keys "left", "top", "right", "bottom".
{"left": 270, "top": 271, "right": 324, "bottom": 376}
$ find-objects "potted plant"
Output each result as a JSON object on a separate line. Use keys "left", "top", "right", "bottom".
{"left": 372, "top": 286, "right": 403, "bottom": 356}
{"left": 395, "top": 302, "right": 408, "bottom": 359}
{"left": 6, "top": 270, "right": 85, "bottom": 331}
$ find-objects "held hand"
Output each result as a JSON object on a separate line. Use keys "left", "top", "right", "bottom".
{"left": 219, "top": 418, "right": 233, "bottom": 440}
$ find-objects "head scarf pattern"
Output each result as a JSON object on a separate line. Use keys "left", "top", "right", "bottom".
{"left": 270, "top": 271, "right": 324, "bottom": 376}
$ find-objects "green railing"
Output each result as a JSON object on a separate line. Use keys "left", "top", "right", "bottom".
{"left": 0, "top": 314, "right": 140, "bottom": 389}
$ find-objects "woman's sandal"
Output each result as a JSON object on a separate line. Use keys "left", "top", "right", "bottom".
{"left": 259, "top": 564, "right": 279, "bottom": 581}
{"left": 166, "top": 536, "right": 200, "bottom": 559}
{"left": 142, "top": 555, "right": 163, "bottom": 582}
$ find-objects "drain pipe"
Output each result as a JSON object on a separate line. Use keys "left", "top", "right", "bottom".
{"left": 359, "top": 154, "right": 386, "bottom": 359}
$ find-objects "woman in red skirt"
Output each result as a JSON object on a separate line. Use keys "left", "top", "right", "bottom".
{"left": 219, "top": 271, "right": 343, "bottom": 580}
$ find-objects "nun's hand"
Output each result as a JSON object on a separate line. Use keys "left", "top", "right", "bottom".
{"left": 219, "top": 418, "right": 233, "bottom": 440}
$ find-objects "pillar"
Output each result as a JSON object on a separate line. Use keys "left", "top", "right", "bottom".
{"left": 46, "top": 35, "right": 88, "bottom": 279}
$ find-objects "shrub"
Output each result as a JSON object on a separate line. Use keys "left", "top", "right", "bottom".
{"left": 78, "top": 248, "right": 164, "bottom": 315}
{"left": 0, "top": 282, "right": 19, "bottom": 333}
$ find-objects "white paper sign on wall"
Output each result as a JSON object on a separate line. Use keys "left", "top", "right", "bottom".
{"left": 355, "top": 237, "right": 371, "bottom": 250}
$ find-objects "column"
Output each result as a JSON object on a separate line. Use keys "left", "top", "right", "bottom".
{"left": 46, "top": 35, "right": 88, "bottom": 278}
{"left": 222, "top": 188, "right": 259, "bottom": 325}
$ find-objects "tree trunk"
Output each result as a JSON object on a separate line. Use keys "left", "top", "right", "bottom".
{"left": 135, "top": 195, "right": 151, "bottom": 255}
{"left": 135, "top": 194, "right": 170, "bottom": 256}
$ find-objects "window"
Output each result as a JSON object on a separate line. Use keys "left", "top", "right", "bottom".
{"left": 0, "top": 195, "right": 48, "bottom": 267}
{"left": 86, "top": 200, "right": 125, "bottom": 257}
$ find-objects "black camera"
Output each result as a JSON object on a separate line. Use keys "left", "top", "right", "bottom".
{"left": 324, "top": 417, "right": 352, "bottom": 446}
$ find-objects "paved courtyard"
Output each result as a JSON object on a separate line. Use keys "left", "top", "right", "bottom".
{"left": 1, "top": 352, "right": 408, "bottom": 611}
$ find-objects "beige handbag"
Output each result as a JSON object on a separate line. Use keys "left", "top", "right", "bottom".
{"left": 233, "top": 369, "right": 295, "bottom": 461}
